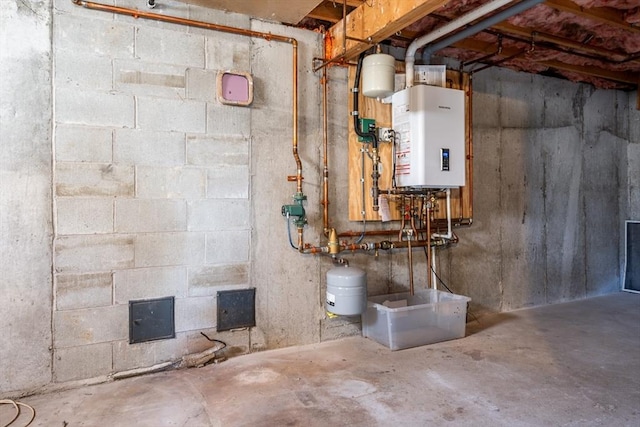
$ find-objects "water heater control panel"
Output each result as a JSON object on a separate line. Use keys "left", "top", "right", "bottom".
{"left": 392, "top": 85, "right": 465, "bottom": 188}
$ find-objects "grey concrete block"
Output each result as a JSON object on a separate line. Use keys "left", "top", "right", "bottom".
{"left": 55, "top": 235, "right": 135, "bottom": 272}
{"left": 55, "top": 88, "right": 135, "bottom": 128}
{"left": 115, "top": 199, "right": 187, "bottom": 232}
{"left": 114, "top": 266, "right": 188, "bottom": 304}
{"left": 135, "top": 26, "right": 205, "bottom": 68}
{"left": 175, "top": 296, "right": 216, "bottom": 332}
{"left": 53, "top": 305, "right": 128, "bottom": 347}
{"left": 188, "top": 199, "right": 250, "bottom": 231}
{"left": 136, "top": 166, "right": 205, "bottom": 199}
{"left": 186, "top": 135, "right": 249, "bottom": 166}
{"left": 187, "top": 5, "right": 250, "bottom": 35}
{"left": 112, "top": 335, "right": 188, "bottom": 372}
{"left": 135, "top": 232, "right": 206, "bottom": 267}
{"left": 188, "top": 264, "right": 250, "bottom": 296}
{"left": 114, "top": 0, "right": 189, "bottom": 22}
{"left": 205, "top": 32, "right": 250, "bottom": 71}
{"left": 114, "top": 58, "right": 187, "bottom": 96}
{"left": 54, "top": 14, "right": 134, "bottom": 59}
{"left": 55, "top": 125, "right": 113, "bottom": 163}
{"left": 137, "top": 96, "right": 206, "bottom": 133}
{"left": 54, "top": 50, "right": 113, "bottom": 91}
{"left": 53, "top": 343, "right": 112, "bottom": 382}
{"left": 207, "top": 165, "right": 249, "bottom": 199}
{"left": 56, "top": 163, "right": 134, "bottom": 197}
{"left": 114, "top": 129, "right": 185, "bottom": 166}
{"left": 186, "top": 68, "right": 216, "bottom": 102}
{"left": 206, "top": 230, "right": 250, "bottom": 264}
{"left": 56, "top": 198, "right": 114, "bottom": 235}
{"left": 56, "top": 272, "right": 113, "bottom": 311}
{"left": 206, "top": 103, "right": 250, "bottom": 137}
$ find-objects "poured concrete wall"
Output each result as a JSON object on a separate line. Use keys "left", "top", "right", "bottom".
{"left": 0, "top": 0, "right": 53, "bottom": 394}
{"left": 438, "top": 69, "right": 637, "bottom": 313}
{"left": 1, "top": 0, "right": 637, "bottom": 397}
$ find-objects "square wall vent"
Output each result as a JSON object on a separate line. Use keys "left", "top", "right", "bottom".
{"left": 129, "top": 296, "right": 175, "bottom": 344}
{"left": 217, "top": 288, "right": 256, "bottom": 331}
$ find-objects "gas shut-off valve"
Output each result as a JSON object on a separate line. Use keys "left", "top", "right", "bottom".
{"left": 281, "top": 192, "right": 307, "bottom": 228}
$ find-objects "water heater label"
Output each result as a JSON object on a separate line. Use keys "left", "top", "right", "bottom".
{"left": 326, "top": 292, "right": 336, "bottom": 307}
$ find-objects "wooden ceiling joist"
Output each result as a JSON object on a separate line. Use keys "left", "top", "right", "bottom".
{"left": 490, "top": 22, "right": 640, "bottom": 64}
{"left": 453, "top": 38, "right": 639, "bottom": 86}
{"left": 545, "top": 0, "right": 640, "bottom": 34}
{"left": 325, "top": 0, "right": 450, "bottom": 62}
{"left": 307, "top": 0, "right": 364, "bottom": 23}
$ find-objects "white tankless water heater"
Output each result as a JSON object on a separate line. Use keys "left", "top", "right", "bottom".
{"left": 392, "top": 84, "right": 465, "bottom": 188}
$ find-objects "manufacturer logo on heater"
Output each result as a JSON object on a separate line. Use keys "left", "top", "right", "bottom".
{"left": 438, "top": 105, "right": 451, "bottom": 110}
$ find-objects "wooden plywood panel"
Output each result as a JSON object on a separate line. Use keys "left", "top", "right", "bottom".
{"left": 347, "top": 68, "right": 472, "bottom": 223}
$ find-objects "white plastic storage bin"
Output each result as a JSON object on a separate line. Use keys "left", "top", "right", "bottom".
{"left": 362, "top": 289, "right": 470, "bottom": 350}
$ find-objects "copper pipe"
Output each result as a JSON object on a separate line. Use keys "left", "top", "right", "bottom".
{"left": 321, "top": 63, "right": 330, "bottom": 233}
{"left": 398, "top": 195, "right": 406, "bottom": 241}
{"left": 72, "top": 0, "right": 307, "bottom": 248}
{"left": 426, "top": 204, "right": 432, "bottom": 289}
{"left": 390, "top": 240, "right": 431, "bottom": 249}
{"left": 466, "top": 76, "right": 474, "bottom": 221}
{"left": 72, "top": 0, "right": 296, "bottom": 44}
{"left": 291, "top": 41, "right": 303, "bottom": 195}
{"left": 408, "top": 236, "right": 414, "bottom": 296}
{"left": 338, "top": 229, "right": 429, "bottom": 238}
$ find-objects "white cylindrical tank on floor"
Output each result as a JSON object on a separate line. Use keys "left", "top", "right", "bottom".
{"left": 326, "top": 266, "right": 367, "bottom": 316}
{"left": 361, "top": 53, "right": 395, "bottom": 98}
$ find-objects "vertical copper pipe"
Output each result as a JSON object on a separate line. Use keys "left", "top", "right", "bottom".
{"left": 408, "top": 237, "right": 414, "bottom": 296}
{"left": 72, "top": 0, "right": 305, "bottom": 238}
{"left": 466, "top": 75, "right": 474, "bottom": 220}
{"left": 426, "top": 204, "right": 432, "bottom": 289}
{"left": 322, "top": 62, "right": 330, "bottom": 233}
{"left": 291, "top": 41, "right": 303, "bottom": 195}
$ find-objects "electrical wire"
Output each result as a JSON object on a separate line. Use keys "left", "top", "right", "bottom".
{"left": 200, "top": 332, "right": 227, "bottom": 351}
{"left": 285, "top": 215, "right": 298, "bottom": 250}
{"left": 429, "top": 263, "right": 453, "bottom": 294}
{"left": 391, "top": 129, "right": 397, "bottom": 189}
{"left": 356, "top": 148, "right": 367, "bottom": 244}
{"left": 0, "top": 399, "right": 36, "bottom": 427}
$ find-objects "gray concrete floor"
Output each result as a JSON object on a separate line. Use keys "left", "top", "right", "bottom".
{"left": 4, "top": 292, "right": 639, "bottom": 426}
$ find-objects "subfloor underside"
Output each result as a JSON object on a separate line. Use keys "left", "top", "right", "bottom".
{"left": 5, "top": 292, "right": 640, "bottom": 426}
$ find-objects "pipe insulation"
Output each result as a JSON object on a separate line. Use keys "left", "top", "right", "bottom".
{"left": 405, "top": 0, "right": 535, "bottom": 87}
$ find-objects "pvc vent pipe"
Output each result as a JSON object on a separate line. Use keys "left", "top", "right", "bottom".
{"left": 421, "top": 0, "right": 545, "bottom": 65}
{"left": 405, "top": 0, "right": 514, "bottom": 88}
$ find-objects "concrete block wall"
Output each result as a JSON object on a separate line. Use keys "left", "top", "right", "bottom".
{"left": 48, "top": 0, "right": 316, "bottom": 386}
{"left": 2, "top": 0, "right": 637, "bottom": 397}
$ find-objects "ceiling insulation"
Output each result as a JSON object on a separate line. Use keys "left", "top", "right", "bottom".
{"left": 300, "top": 0, "right": 640, "bottom": 90}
